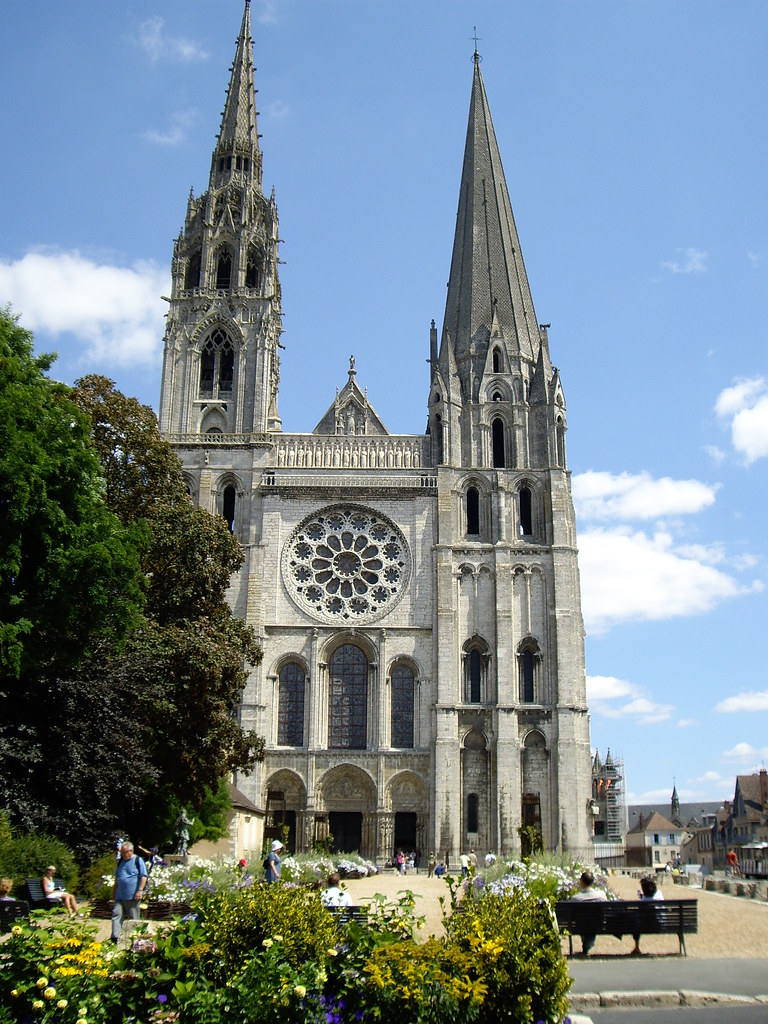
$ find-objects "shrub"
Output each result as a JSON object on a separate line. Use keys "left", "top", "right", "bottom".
{"left": 446, "top": 889, "right": 570, "bottom": 1024}
{"left": 197, "top": 882, "right": 342, "bottom": 977}
{"left": 0, "top": 820, "right": 78, "bottom": 893}
{"left": 77, "top": 850, "right": 118, "bottom": 899}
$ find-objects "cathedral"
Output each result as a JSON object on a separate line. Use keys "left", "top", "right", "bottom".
{"left": 158, "top": 1, "right": 593, "bottom": 863}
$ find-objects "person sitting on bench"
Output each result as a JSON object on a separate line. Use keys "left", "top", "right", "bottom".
{"left": 632, "top": 875, "right": 664, "bottom": 954}
{"left": 42, "top": 866, "right": 80, "bottom": 917}
{"left": 569, "top": 870, "right": 607, "bottom": 955}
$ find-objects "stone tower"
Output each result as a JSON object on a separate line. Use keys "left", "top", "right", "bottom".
{"left": 159, "top": 5, "right": 593, "bottom": 862}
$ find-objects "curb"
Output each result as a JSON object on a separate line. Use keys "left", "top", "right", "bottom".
{"left": 569, "top": 989, "right": 768, "bottom": 1012}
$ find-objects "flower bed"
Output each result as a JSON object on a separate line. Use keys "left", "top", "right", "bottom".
{"left": 1, "top": 856, "right": 588, "bottom": 1023}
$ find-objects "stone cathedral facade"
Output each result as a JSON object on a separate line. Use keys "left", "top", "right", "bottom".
{"left": 159, "top": 1, "right": 593, "bottom": 863}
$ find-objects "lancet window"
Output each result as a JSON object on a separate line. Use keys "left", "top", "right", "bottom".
{"left": 328, "top": 644, "right": 368, "bottom": 750}
{"left": 277, "top": 662, "right": 305, "bottom": 747}
{"left": 390, "top": 663, "right": 415, "bottom": 749}
{"left": 199, "top": 328, "right": 234, "bottom": 400}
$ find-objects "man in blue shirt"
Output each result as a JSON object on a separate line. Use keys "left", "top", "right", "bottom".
{"left": 111, "top": 841, "right": 148, "bottom": 943}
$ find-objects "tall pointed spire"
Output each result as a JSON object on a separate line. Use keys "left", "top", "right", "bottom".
{"left": 211, "top": 0, "right": 262, "bottom": 189}
{"left": 442, "top": 55, "right": 540, "bottom": 374}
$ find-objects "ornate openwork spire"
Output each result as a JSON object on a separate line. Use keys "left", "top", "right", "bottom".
{"left": 442, "top": 57, "right": 540, "bottom": 371}
{"left": 210, "top": 0, "right": 262, "bottom": 188}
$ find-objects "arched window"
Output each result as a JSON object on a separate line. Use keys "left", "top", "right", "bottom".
{"left": 329, "top": 644, "right": 368, "bottom": 749}
{"left": 469, "top": 650, "right": 481, "bottom": 703}
{"left": 433, "top": 414, "right": 443, "bottom": 465}
{"left": 518, "top": 640, "right": 540, "bottom": 703}
{"left": 222, "top": 484, "right": 236, "bottom": 532}
{"left": 519, "top": 486, "right": 532, "bottom": 536}
{"left": 492, "top": 348, "right": 501, "bottom": 373}
{"left": 556, "top": 416, "right": 566, "bottom": 468}
{"left": 278, "top": 662, "right": 305, "bottom": 746}
{"left": 185, "top": 251, "right": 201, "bottom": 290}
{"left": 245, "top": 250, "right": 260, "bottom": 289}
{"left": 466, "top": 487, "right": 479, "bottom": 536}
{"left": 521, "top": 650, "right": 534, "bottom": 702}
{"left": 199, "top": 328, "right": 234, "bottom": 400}
{"left": 492, "top": 418, "right": 505, "bottom": 468}
{"left": 390, "top": 664, "right": 414, "bottom": 748}
{"left": 467, "top": 793, "right": 479, "bottom": 833}
{"left": 215, "top": 251, "right": 232, "bottom": 290}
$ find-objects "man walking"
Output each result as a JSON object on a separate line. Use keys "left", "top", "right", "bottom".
{"left": 111, "top": 841, "right": 147, "bottom": 943}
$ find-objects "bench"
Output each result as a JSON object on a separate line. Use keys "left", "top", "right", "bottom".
{"left": 327, "top": 904, "right": 369, "bottom": 926}
{"left": 555, "top": 899, "right": 698, "bottom": 956}
{"left": 25, "top": 878, "right": 70, "bottom": 910}
{"left": 0, "top": 899, "right": 30, "bottom": 932}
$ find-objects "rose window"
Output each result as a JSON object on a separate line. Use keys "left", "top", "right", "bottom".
{"left": 282, "top": 505, "right": 411, "bottom": 623}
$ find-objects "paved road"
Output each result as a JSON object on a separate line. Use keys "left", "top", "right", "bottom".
{"left": 567, "top": 957, "right": 768, "bottom": 999}
{"left": 588, "top": 1008, "right": 768, "bottom": 1023}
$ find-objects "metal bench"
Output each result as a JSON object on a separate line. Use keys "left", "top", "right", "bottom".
{"left": 555, "top": 898, "right": 698, "bottom": 956}
{"left": 327, "top": 904, "right": 369, "bottom": 926}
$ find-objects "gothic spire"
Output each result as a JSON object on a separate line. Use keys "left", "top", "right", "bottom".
{"left": 442, "top": 54, "right": 540, "bottom": 372}
{"left": 210, "top": 0, "right": 262, "bottom": 188}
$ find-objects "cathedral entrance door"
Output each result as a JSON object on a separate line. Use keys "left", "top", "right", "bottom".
{"left": 329, "top": 812, "right": 362, "bottom": 854}
{"left": 394, "top": 811, "right": 417, "bottom": 858}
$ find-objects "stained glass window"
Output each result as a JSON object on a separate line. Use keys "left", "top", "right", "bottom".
{"left": 391, "top": 664, "right": 414, "bottom": 748}
{"left": 329, "top": 644, "right": 367, "bottom": 749}
{"left": 278, "top": 662, "right": 305, "bottom": 747}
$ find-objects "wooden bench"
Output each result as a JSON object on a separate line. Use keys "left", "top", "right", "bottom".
{"left": 555, "top": 899, "right": 698, "bottom": 956}
{"left": 0, "top": 899, "right": 30, "bottom": 932}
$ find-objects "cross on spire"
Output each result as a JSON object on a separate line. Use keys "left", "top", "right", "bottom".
{"left": 472, "top": 26, "right": 482, "bottom": 62}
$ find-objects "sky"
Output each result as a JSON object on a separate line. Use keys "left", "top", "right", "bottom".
{"left": 2, "top": 0, "right": 767, "bottom": 810}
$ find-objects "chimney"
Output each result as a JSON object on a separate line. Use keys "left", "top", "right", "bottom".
{"left": 759, "top": 767, "right": 768, "bottom": 809}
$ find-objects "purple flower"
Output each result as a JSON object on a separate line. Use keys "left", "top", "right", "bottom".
{"left": 157, "top": 994, "right": 168, "bottom": 1004}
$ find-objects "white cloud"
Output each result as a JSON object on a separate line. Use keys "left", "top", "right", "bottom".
{"left": 662, "top": 247, "right": 707, "bottom": 274}
{"left": 677, "top": 718, "right": 698, "bottom": 728}
{"left": 722, "top": 742, "right": 768, "bottom": 763}
{"left": 716, "top": 690, "right": 768, "bottom": 713}
{"left": 136, "top": 17, "right": 208, "bottom": 63}
{"left": 143, "top": 109, "right": 199, "bottom": 147}
{"left": 587, "top": 674, "right": 674, "bottom": 725}
{"left": 255, "top": 0, "right": 280, "bottom": 25}
{"left": 0, "top": 249, "right": 169, "bottom": 367}
{"left": 573, "top": 470, "right": 717, "bottom": 522}
{"left": 747, "top": 251, "right": 763, "bottom": 270}
{"left": 715, "top": 377, "right": 768, "bottom": 464}
{"left": 578, "top": 525, "right": 759, "bottom": 634}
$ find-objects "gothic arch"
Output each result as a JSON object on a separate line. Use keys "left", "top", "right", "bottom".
{"left": 214, "top": 472, "right": 244, "bottom": 533}
{"left": 263, "top": 769, "right": 307, "bottom": 811}
{"left": 321, "top": 631, "right": 377, "bottom": 666}
{"left": 318, "top": 763, "right": 377, "bottom": 813}
{"left": 386, "top": 770, "right": 429, "bottom": 813}
{"left": 461, "top": 728, "right": 489, "bottom": 849}
{"left": 462, "top": 634, "right": 491, "bottom": 704}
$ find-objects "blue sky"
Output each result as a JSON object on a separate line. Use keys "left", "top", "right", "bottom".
{"left": 2, "top": 1, "right": 767, "bottom": 808}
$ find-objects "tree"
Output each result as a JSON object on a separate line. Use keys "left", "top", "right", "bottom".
{"left": 0, "top": 312, "right": 144, "bottom": 679}
{"left": 70, "top": 375, "right": 264, "bottom": 846}
{"left": 0, "top": 336, "right": 263, "bottom": 860}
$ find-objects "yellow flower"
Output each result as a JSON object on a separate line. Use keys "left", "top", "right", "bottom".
{"left": 77, "top": 1018, "right": 88, "bottom": 1024}
{"left": 294, "top": 985, "right": 306, "bottom": 998}
{"left": 273, "top": 934, "right": 283, "bottom": 943}
{"left": 11, "top": 925, "right": 22, "bottom": 936}
{"left": 327, "top": 947, "right": 338, "bottom": 956}
{"left": 57, "top": 999, "right": 68, "bottom": 1009}
{"left": 44, "top": 986, "right": 57, "bottom": 999}
{"left": 33, "top": 1001, "right": 45, "bottom": 1011}
{"left": 262, "top": 938, "right": 273, "bottom": 948}
{"left": 36, "top": 977, "right": 48, "bottom": 988}
{"left": 10, "top": 990, "right": 19, "bottom": 998}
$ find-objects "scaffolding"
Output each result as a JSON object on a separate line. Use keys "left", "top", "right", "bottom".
{"left": 592, "top": 749, "right": 627, "bottom": 844}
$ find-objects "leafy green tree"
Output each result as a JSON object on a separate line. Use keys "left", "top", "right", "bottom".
{"left": 70, "top": 375, "right": 264, "bottom": 845}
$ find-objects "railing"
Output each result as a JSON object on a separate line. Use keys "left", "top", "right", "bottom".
{"left": 261, "top": 470, "right": 437, "bottom": 490}
{"left": 273, "top": 434, "right": 429, "bottom": 470}
{"left": 164, "top": 432, "right": 273, "bottom": 446}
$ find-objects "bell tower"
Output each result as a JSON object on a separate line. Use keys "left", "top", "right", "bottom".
{"left": 158, "top": 0, "right": 283, "bottom": 437}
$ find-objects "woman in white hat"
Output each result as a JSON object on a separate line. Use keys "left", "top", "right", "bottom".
{"left": 264, "top": 840, "right": 283, "bottom": 883}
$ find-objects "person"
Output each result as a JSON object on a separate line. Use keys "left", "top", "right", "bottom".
{"left": 632, "top": 875, "right": 664, "bottom": 954}
{"left": 395, "top": 850, "right": 405, "bottom": 875}
{"left": 321, "top": 871, "right": 352, "bottom": 908}
{"left": 484, "top": 852, "right": 497, "bottom": 868}
{"left": 138, "top": 844, "right": 165, "bottom": 875}
{"left": 427, "top": 851, "right": 437, "bottom": 878}
{"left": 111, "top": 842, "right": 148, "bottom": 943}
{"left": 569, "top": 869, "right": 607, "bottom": 955}
{"left": 0, "top": 878, "right": 14, "bottom": 900}
{"left": 434, "top": 861, "right": 446, "bottom": 878}
{"left": 42, "top": 865, "right": 81, "bottom": 917}
{"left": 265, "top": 840, "right": 282, "bottom": 883}
{"left": 727, "top": 850, "right": 741, "bottom": 877}
{"left": 468, "top": 849, "right": 477, "bottom": 871}
{"left": 459, "top": 851, "right": 470, "bottom": 877}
